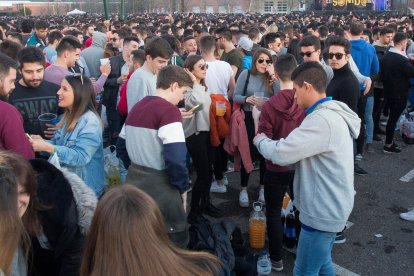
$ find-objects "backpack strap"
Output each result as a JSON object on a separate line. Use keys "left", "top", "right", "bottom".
{"left": 243, "top": 70, "right": 250, "bottom": 96}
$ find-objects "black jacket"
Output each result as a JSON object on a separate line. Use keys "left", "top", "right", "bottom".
{"left": 102, "top": 55, "right": 126, "bottom": 108}
{"left": 381, "top": 50, "right": 414, "bottom": 99}
{"left": 327, "top": 64, "right": 360, "bottom": 113}
{"left": 29, "top": 159, "right": 97, "bottom": 276}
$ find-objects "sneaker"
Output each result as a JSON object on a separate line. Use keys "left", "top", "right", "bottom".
{"left": 210, "top": 181, "right": 227, "bottom": 193}
{"left": 383, "top": 143, "right": 401, "bottom": 154}
{"left": 400, "top": 209, "right": 414, "bottom": 221}
{"left": 334, "top": 231, "right": 346, "bottom": 244}
{"left": 354, "top": 164, "right": 368, "bottom": 175}
{"left": 354, "top": 153, "right": 363, "bottom": 161}
{"left": 258, "top": 189, "right": 265, "bottom": 205}
{"left": 239, "top": 190, "right": 249, "bottom": 208}
{"left": 271, "top": 259, "right": 283, "bottom": 272}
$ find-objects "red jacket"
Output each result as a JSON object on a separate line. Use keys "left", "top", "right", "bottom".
{"left": 209, "top": 94, "right": 231, "bottom": 147}
{"left": 224, "top": 103, "right": 254, "bottom": 173}
{"left": 258, "top": 89, "right": 305, "bottom": 172}
{"left": 117, "top": 71, "right": 134, "bottom": 117}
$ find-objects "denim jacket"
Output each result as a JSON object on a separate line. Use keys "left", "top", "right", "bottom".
{"left": 50, "top": 110, "right": 105, "bottom": 196}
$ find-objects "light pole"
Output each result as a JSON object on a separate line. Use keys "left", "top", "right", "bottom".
{"left": 103, "top": 0, "right": 110, "bottom": 19}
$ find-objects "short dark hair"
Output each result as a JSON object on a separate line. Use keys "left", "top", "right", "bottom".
{"left": 130, "top": 49, "right": 145, "bottom": 66}
{"left": 182, "top": 36, "right": 196, "bottom": 43}
{"left": 161, "top": 34, "right": 179, "bottom": 53}
{"left": 318, "top": 25, "right": 329, "bottom": 38}
{"left": 291, "top": 62, "right": 327, "bottom": 93}
{"left": 0, "top": 52, "right": 18, "bottom": 80}
{"left": 307, "top": 22, "right": 318, "bottom": 31}
{"left": 275, "top": 54, "right": 298, "bottom": 82}
{"left": 183, "top": 29, "right": 194, "bottom": 38}
{"left": 298, "top": 35, "right": 321, "bottom": 50}
{"left": 380, "top": 27, "right": 395, "bottom": 36}
{"left": 156, "top": 65, "right": 193, "bottom": 90}
{"left": 394, "top": 32, "right": 409, "bottom": 45}
{"left": 326, "top": 36, "right": 351, "bottom": 54}
{"left": 6, "top": 32, "right": 22, "bottom": 44}
{"left": 0, "top": 40, "right": 22, "bottom": 60}
{"left": 248, "top": 27, "right": 260, "bottom": 40}
{"left": 47, "top": 31, "right": 63, "bottom": 45}
{"left": 215, "top": 27, "right": 232, "bottom": 41}
{"left": 21, "top": 19, "right": 34, "bottom": 33}
{"left": 199, "top": 35, "right": 216, "bottom": 53}
{"left": 123, "top": 36, "right": 140, "bottom": 46}
{"left": 350, "top": 22, "right": 364, "bottom": 36}
{"left": 56, "top": 36, "right": 82, "bottom": 56}
{"left": 17, "top": 46, "right": 45, "bottom": 68}
{"left": 34, "top": 20, "right": 48, "bottom": 30}
{"left": 144, "top": 37, "right": 173, "bottom": 59}
{"left": 263, "top": 32, "right": 281, "bottom": 48}
{"left": 65, "top": 29, "right": 82, "bottom": 38}
{"left": 112, "top": 29, "right": 128, "bottom": 40}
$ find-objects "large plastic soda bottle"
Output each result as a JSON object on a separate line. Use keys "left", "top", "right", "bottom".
{"left": 257, "top": 250, "right": 271, "bottom": 276}
{"left": 249, "top": 201, "right": 266, "bottom": 249}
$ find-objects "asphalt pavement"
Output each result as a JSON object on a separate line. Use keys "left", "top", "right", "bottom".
{"left": 203, "top": 132, "right": 414, "bottom": 276}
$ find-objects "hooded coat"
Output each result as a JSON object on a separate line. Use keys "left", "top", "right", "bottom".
{"left": 258, "top": 89, "right": 306, "bottom": 173}
{"left": 255, "top": 100, "right": 361, "bottom": 233}
{"left": 29, "top": 159, "right": 97, "bottom": 276}
{"left": 80, "top": 31, "right": 107, "bottom": 78}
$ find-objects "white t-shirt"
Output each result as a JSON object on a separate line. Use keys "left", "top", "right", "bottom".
{"left": 205, "top": 60, "right": 233, "bottom": 98}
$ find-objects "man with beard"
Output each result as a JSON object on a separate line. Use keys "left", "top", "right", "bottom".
{"left": 9, "top": 46, "right": 61, "bottom": 138}
{"left": 0, "top": 52, "right": 34, "bottom": 159}
{"left": 215, "top": 27, "right": 243, "bottom": 80}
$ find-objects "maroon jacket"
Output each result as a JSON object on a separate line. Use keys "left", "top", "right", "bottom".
{"left": 0, "top": 101, "right": 34, "bottom": 159}
{"left": 258, "top": 89, "right": 305, "bottom": 173}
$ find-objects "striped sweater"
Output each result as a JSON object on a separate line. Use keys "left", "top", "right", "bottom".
{"left": 125, "top": 96, "right": 189, "bottom": 193}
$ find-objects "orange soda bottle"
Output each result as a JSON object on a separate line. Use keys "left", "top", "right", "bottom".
{"left": 249, "top": 202, "right": 266, "bottom": 249}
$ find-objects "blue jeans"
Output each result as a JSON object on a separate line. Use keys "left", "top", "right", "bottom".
{"left": 294, "top": 226, "right": 336, "bottom": 276}
{"left": 365, "top": 96, "right": 374, "bottom": 144}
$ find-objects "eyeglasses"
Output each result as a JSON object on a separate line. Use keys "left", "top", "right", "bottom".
{"left": 328, "top": 52, "right": 346, "bottom": 60}
{"left": 72, "top": 73, "right": 84, "bottom": 85}
{"left": 257, "top": 58, "right": 273, "bottom": 65}
{"left": 300, "top": 50, "right": 316, "bottom": 57}
{"left": 199, "top": 64, "right": 209, "bottom": 70}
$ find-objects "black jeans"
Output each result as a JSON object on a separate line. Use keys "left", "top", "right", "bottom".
{"left": 212, "top": 139, "right": 228, "bottom": 181}
{"left": 373, "top": 88, "right": 385, "bottom": 132}
{"left": 106, "top": 105, "right": 123, "bottom": 145}
{"left": 385, "top": 98, "right": 407, "bottom": 144}
{"left": 241, "top": 111, "right": 265, "bottom": 187}
{"left": 356, "top": 94, "right": 367, "bottom": 154}
{"left": 186, "top": 132, "right": 213, "bottom": 212}
{"left": 263, "top": 170, "right": 294, "bottom": 262}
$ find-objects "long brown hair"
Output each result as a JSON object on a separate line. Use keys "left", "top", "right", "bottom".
{"left": 0, "top": 155, "right": 30, "bottom": 276}
{"left": 81, "top": 185, "right": 222, "bottom": 276}
{"left": 183, "top": 54, "right": 207, "bottom": 88}
{"left": 57, "top": 75, "right": 101, "bottom": 132}
{"left": 250, "top": 48, "right": 274, "bottom": 93}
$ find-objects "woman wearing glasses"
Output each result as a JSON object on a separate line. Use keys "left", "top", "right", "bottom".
{"left": 182, "top": 55, "right": 221, "bottom": 221}
{"left": 233, "top": 48, "right": 279, "bottom": 208}
{"left": 30, "top": 74, "right": 105, "bottom": 197}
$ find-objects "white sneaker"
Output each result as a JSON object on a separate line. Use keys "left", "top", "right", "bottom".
{"left": 239, "top": 190, "right": 249, "bottom": 207}
{"left": 355, "top": 154, "right": 363, "bottom": 161}
{"left": 258, "top": 189, "right": 265, "bottom": 205}
{"left": 210, "top": 181, "right": 227, "bottom": 193}
{"left": 400, "top": 209, "right": 414, "bottom": 221}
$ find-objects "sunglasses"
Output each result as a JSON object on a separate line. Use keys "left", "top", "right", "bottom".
{"left": 72, "top": 73, "right": 84, "bottom": 85}
{"left": 300, "top": 50, "right": 316, "bottom": 57}
{"left": 257, "top": 58, "right": 273, "bottom": 65}
{"left": 199, "top": 64, "right": 209, "bottom": 70}
{"left": 328, "top": 52, "right": 346, "bottom": 60}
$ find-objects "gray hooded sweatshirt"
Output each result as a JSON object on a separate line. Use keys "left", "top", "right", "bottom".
{"left": 255, "top": 100, "right": 361, "bottom": 233}
{"left": 81, "top": 31, "right": 107, "bottom": 78}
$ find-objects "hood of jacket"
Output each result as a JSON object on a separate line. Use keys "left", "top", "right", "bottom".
{"left": 350, "top": 39, "right": 370, "bottom": 52}
{"left": 30, "top": 159, "right": 97, "bottom": 235}
{"left": 266, "top": 89, "right": 304, "bottom": 121}
{"left": 317, "top": 100, "right": 361, "bottom": 139}
{"left": 91, "top": 31, "right": 107, "bottom": 49}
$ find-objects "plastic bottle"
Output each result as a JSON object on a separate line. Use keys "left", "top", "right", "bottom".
{"left": 285, "top": 211, "right": 296, "bottom": 248}
{"left": 107, "top": 163, "right": 121, "bottom": 187}
{"left": 257, "top": 251, "right": 271, "bottom": 276}
{"left": 249, "top": 201, "right": 266, "bottom": 249}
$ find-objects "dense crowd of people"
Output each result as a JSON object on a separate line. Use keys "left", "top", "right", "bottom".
{"left": 0, "top": 11, "right": 414, "bottom": 276}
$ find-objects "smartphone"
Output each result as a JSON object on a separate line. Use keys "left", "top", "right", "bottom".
{"left": 187, "top": 104, "right": 203, "bottom": 113}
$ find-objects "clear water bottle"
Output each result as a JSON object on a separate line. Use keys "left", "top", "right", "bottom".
{"left": 257, "top": 251, "right": 271, "bottom": 276}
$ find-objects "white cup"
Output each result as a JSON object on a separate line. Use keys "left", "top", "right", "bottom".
{"left": 100, "top": 58, "right": 109, "bottom": 65}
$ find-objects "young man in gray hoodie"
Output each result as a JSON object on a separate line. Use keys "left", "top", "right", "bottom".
{"left": 254, "top": 62, "right": 361, "bottom": 276}
{"left": 81, "top": 31, "right": 107, "bottom": 78}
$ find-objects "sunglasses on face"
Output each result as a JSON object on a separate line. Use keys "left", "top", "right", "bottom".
{"left": 199, "top": 64, "right": 209, "bottom": 70}
{"left": 257, "top": 58, "right": 273, "bottom": 65}
{"left": 300, "top": 50, "right": 316, "bottom": 57}
{"left": 328, "top": 52, "right": 346, "bottom": 60}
